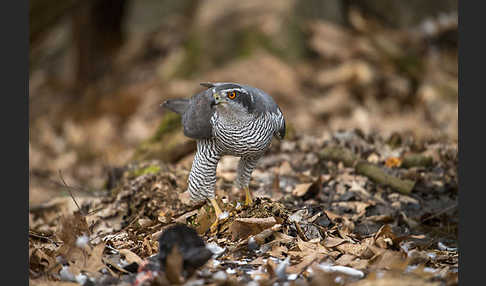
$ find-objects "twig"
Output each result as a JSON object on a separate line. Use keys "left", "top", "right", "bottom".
{"left": 294, "top": 221, "right": 308, "bottom": 242}
{"left": 422, "top": 203, "right": 458, "bottom": 222}
{"left": 232, "top": 224, "right": 282, "bottom": 251}
{"left": 172, "top": 202, "right": 205, "bottom": 218}
{"left": 58, "top": 170, "right": 82, "bottom": 213}
{"left": 28, "top": 231, "right": 61, "bottom": 246}
{"left": 87, "top": 206, "right": 105, "bottom": 216}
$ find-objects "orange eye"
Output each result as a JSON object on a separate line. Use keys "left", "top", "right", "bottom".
{"left": 228, "top": 91, "right": 236, "bottom": 99}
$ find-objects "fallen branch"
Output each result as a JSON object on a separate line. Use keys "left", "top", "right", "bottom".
{"left": 319, "top": 146, "right": 415, "bottom": 194}
{"left": 319, "top": 146, "right": 358, "bottom": 167}
{"left": 355, "top": 161, "right": 415, "bottom": 194}
{"left": 401, "top": 153, "right": 434, "bottom": 168}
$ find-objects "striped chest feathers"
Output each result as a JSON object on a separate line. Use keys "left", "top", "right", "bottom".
{"left": 210, "top": 111, "right": 277, "bottom": 155}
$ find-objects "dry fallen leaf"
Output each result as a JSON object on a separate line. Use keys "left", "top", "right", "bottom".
{"left": 77, "top": 243, "right": 106, "bottom": 277}
{"left": 292, "top": 176, "right": 323, "bottom": 199}
{"left": 119, "top": 248, "right": 143, "bottom": 265}
{"left": 56, "top": 212, "right": 89, "bottom": 244}
{"left": 69, "top": 243, "right": 106, "bottom": 279}
{"left": 296, "top": 237, "right": 329, "bottom": 255}
{"left": 279, "top": 161, "right": 294, "bottom": 176}
{"left": 292, "top": 183, "right": 313, "bottom": 197}
{"left": 335, "top": 253, "right": 358, "bottom": 266}
{"left": 324, "top": 236, "right": 347, "bottom": 248}
{"left": 268, "top": 245, "right": 288, "bottom": 259}
{"left": 368, "top": 248, "right": 407, "bottom": 271}
{"left": 230, "top": 217, "right": 277, "bottom": 241}
{"left": 336, "top": 243, "right": 374, "bottom": 259}
{"left": 266, "top": 259, "right": 278, "bottom": 278}
{"left": 374, "top": 224, "right": 399, "bottom": 249}
{"left": 287, "top": 252, "right": 321, "bottom": 275}
{"left": 195, "top": 205, "right": 213, "bottom": 235}
{"left": 29, "top": 247, "right": 56, "bottom": 274}
{"left": 56, "top": 212, "right": 90, "bottom": 263}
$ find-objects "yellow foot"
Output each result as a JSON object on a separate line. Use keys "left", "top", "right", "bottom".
{"left": 209, "top": 198, "right": 223, "bottom": 232}
{"left": 244, "top": 187, "right": 253, "bottom": 206}
{"left": 210, "top": 219, "right": 219, "bottom": 233}
{"left": 209, "top": 197, "right": 223, "bottom": 217}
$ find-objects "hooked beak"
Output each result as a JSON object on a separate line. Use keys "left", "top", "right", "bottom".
{"left": 212, "top": 92, "right": 226, "bottom": 106}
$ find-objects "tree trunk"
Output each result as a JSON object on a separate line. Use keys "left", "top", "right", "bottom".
{"left": 71, "top": 0, "right": 128, "bottom": 88}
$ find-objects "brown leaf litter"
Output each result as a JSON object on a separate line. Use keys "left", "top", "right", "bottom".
{"left": 29, "top": 130, "right": 457, "bottom": 285}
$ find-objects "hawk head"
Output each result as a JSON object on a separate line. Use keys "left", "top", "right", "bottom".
{"left": 203, "top": 83, "right": 257, "bottom": 117}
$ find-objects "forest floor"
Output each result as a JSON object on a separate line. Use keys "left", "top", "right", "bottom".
{"left": 29, "top": 129, "right": 458, "bottom": 286}
{"left": 29, "top": 8, "right": 457, "bottom": 285}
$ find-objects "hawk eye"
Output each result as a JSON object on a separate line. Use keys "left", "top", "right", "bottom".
{"left": 227, "top": 91, "right": 236, "bottom": 99}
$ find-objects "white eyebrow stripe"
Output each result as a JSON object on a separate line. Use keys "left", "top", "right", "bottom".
{"left": 223, "top": 88, "right": 248, "bottom": 95}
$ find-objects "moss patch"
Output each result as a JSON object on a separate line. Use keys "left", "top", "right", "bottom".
{"left": 149, "top": 112, "right": 182, "bottom": 143}
{"left": 131, "top": 165, "right": 162, "bottom": 177}
{"left": 133, "top": 112, "right": 196, "bottom": 163}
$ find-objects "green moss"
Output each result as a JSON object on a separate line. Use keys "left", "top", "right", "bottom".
{"left": 131, "top": 165, "right": 161, "bottom": 177}
{"left": 132, "top": 112, "right": 182, "bottom": 161}
{"left": 133, "top": 111, "right": 197, "bottom": 162}
{"left": 284, "top": 122, "right": 296, "bottom": 140}
{"left": 150, "top": 112, "right": 181, "bottom": 143}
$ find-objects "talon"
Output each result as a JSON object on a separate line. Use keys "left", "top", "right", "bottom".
{"left": 244, "top": 187, "right": 253, "bottom": 206}
{"left": 210, "top": 219, "right": 219, "bottom": 233}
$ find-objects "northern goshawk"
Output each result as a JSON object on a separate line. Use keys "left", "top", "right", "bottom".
{"left": 162, "top": 82, "right": 285, "bottom": 220}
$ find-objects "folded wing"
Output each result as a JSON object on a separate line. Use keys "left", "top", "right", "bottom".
{"left": 162, "top": 90, "right": 215, "bottom": 139}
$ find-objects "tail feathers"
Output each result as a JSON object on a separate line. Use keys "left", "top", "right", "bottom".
{"left": 162, "top": 98, "right": 190, "bottom": 114}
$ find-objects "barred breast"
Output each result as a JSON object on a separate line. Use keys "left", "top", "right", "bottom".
{"left": 211, "top": 111, "right": 284, "bottom": 157}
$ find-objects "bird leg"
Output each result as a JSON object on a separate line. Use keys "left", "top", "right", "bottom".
{"left": 209, "top": 197, "right": 223, "bottom": 218}
{"left": 244, "top": 187, "right": 253, "bottom": 206}
{"left": 236, "top": 156, "right": 260, "bottom": 206}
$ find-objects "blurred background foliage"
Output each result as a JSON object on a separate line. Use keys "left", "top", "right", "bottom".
{"left": 29, "top": 0, "right": 457, "bottom": 205}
